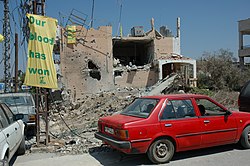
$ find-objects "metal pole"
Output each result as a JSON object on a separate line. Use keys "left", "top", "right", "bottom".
{"left": 15, "top": 33, "right": 18, "bottom": 92}
{"left": 90, "top": 0, "right": 95, "bottom": 28}
{"left": 41, "top": 0, "right": 45, "bottom": 16}
{"left": 36, "top": 88, "right": 40, "bottom": 143}
{"left": 33, "top": 0, "right": 37, "bottom": 14}
{"left": 45, "top": 90, "right": 48, "bottom": 145}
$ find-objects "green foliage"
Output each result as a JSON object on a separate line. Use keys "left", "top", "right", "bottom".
{"left": 197, "top": 49, "right": 250, "bottom": 91}
{"left": 189, "top": 87, "right": 214, "bottom": 96}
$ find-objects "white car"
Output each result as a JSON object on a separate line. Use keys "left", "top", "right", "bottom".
{"left": 0, "top": 93, "right": 36, "bottom": 136}
{"left": 0, "top": 102, "right": 25, "bottom": 164}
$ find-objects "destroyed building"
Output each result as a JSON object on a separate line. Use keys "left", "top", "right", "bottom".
{"left": 56, "top": 17, "right": 197, "bottom": 100}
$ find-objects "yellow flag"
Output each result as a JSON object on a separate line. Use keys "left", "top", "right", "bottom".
{"left": 24, "top": 14, "right": 58, "bottom": 89}
{"left": 120, "top": 24, "right": 123, "bottom": 37}
{"left": 0, "top": 34, "right": 4, "bottom": 42}
{"left": 67, "top": 25, "right": 76, "bottom": 44}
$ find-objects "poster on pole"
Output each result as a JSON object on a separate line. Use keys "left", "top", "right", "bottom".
{"left": 24, "top": 14, "right": 58, "bottom": 89}
{"left": 67, "top": 25, "right": 76, "bottom": 44}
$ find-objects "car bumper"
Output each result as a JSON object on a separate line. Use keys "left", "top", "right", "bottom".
{"left": 95, "top": 132, "right": 131, "bottom": 149}
{"left": 26, "top": 122, "right": 36, "bottom": 126}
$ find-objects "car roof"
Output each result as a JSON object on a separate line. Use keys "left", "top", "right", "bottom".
{"left": 0, "top": 92, "right": 32, "bottom": 97}
{"left": 141, "top": 94, "right": 209, "bottom": 100}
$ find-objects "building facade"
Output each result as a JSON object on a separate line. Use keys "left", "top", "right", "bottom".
{"left": 58, "top": 18, "right": 197, "bottom": 99}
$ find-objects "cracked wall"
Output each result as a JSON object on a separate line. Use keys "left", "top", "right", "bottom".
{"left": 60, "top": 26, "right": 113, "bottom": 100}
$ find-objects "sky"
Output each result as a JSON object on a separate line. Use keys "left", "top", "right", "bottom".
{"left": 0, "top": 0, "right": 250, "bottom": 78}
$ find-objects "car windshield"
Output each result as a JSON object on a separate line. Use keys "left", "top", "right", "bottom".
{"left": 0, "top": 95, "right": 34, "bottom": 107}
{"left": 121, "top": 98, "right": 159, "bottom": 118}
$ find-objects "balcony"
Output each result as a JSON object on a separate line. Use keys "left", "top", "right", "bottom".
{"left": 239, "top": 46, "right": 250, "bottom": 57}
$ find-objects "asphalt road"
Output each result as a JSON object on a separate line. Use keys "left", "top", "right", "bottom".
{"left": 12, "top": 144, "right": 250, "bottom": 166}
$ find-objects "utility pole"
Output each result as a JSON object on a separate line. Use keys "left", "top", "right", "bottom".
{"left": 31, "top": 0, "right": 49, "bottom": 145}
{"left": 2, "top": 0, "right": 11, "bottom": 92}
{"left": 15, "top": 33, "right": 18, "bottom": 92}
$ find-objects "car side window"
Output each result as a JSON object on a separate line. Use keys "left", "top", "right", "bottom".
{"left": 1, "top": 104, "right": 14, "bottom": 124}
{"left": 0, "top": 106, "right": 10, "bottom": 128}
{"left": 196, "top": 99, "right": 225, "bottom": 116}
{"left": 161, "top": 102, "right": 176, "bottom": 120}
{"left": 161, "top": 99, "right": 196, "bottom": 120}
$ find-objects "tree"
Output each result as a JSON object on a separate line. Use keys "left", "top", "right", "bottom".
{"left": 197, "top": 49, "right": 250, "bottom": 91}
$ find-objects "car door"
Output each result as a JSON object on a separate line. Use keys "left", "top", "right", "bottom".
{"left": 1, "top": 103, "right": 22, "bottom": 146}
{"left": 196, "top": 98, "right": 237, "bottom": 145}
{"left": 160, "top": 99, "right": 203, "bottom": 150}
{"left": 0, "top": 104, "right": 18, "bottom": 157}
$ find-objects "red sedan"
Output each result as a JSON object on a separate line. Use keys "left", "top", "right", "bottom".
{"left": 95, "top": 94, "right": 250, "bottom": 164}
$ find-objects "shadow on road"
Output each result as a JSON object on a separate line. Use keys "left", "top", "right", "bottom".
{"left": 89, "top": 143, "right": 243, "bottom": 166}
{"left": 9, "top": 136, "right": 35, "bottom": 166}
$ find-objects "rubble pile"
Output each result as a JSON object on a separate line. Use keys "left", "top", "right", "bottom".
{"left": 29, "top": 89, "right": 139, "bottom": 154}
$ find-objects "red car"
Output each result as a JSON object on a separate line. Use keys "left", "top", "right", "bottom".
{"left": 95, "top": 94, "right": 250, "bottom": 164}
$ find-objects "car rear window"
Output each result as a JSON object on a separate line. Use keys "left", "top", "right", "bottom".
{"left": 121, "top": 98, "right": 159, "bottom": 118}
{"left": 0, "top": 95, "right": 34, "bottom": 107}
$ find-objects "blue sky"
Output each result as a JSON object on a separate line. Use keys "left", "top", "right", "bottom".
{"left": 45, "top": 0, "right": 250, "bottom": 58}
{"left": 0, "top": 0, "right": 250, "bottom": 78}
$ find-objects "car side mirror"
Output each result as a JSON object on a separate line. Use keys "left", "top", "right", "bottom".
{"left": 14, "top": 114, "right": 24, "bottom": 121}
{"left": 225, "top": 110, "right": 232, "bottom": 116}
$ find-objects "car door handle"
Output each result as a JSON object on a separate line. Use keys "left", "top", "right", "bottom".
{"left": 165, "top": 124, "right": 172, "bottom": 127}
{"left": 204, "top": 120, "right": 210, "bottom": 123}
{"left": 6, "top": 134, "right": 9, "bottom": 138}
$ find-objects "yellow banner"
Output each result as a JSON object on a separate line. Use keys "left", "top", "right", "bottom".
{"left": 0, "top": 34, "right": 4, "bottom": 42}
{"left": 67, "top": 25, "right": 76, "bottom": 44}
{"left": 24, "top": 14, "right": 58, "bottom": 89}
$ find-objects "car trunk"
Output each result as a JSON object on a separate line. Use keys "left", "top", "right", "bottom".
{"left": 99, "top": 114, "right": 144, "bottom": 138}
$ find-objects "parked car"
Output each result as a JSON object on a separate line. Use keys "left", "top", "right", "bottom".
{"left": 0, "top": 93, "right": 36, "bottom": 136}
{"left": 95, "top": 94, "right": 250, "bottom": 164}
{"left": 239, "top": 80, "right": 250, "bottom": 112}
{"left": 0, "top": 103, "right": 26, "bottom": 164}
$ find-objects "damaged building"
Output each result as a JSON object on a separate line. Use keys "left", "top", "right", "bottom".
{"left": 56, "top": 17, "right": 197, "bottom": 99}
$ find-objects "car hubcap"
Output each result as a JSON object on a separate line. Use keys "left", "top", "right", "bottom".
{"left": 248, "top": 131, "right": 250, "bottom": 142}
{"left": 156, "top": 142, "right": 168, "bottom": 157}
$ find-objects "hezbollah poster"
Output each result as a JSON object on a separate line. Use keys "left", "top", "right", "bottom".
{"left": 24, "top": 14, "right": 58, "bottom": 89}
{"left": 67, "top": 25, "right": 76, "bottom": 44}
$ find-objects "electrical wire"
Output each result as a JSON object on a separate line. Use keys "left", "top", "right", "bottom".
{"left": 48, "top": 90, "right": 85, "bottom": 139}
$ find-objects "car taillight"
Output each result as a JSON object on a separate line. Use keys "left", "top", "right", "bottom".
{"left": 29, "top": 115, "right": 36, "bottom": 122}
{"left": 115, "top": 129, "right": 129, "bottom": 139}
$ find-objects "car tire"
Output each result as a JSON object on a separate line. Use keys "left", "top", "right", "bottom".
{"left": 240, "top": 126, "right": 250, "bottom": 149}
{"left": 147, "top": 138, "right": 175, "bottom": 164}
{"left": 3, "top": 155, "right": 9, "bottom": 166}
{"left": 17, "top": 136, "right": 26, "bottom": 155}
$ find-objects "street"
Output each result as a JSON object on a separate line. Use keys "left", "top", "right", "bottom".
{"left": 12, "top": 144, "right": 250, "bottom": 166}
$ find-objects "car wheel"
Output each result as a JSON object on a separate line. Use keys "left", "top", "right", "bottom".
{"left": 17, "top": 136, "right": 26, "bottom": 155}
{"left": 147, "top": 138, "right": 175, "bottom": 164}
{"left": 240, "top": 126, "right": 250, "bottom": 148}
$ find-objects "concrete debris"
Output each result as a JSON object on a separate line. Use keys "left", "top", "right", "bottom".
{"left": 28, "top": 88, "right": 140, "bottom": 155}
